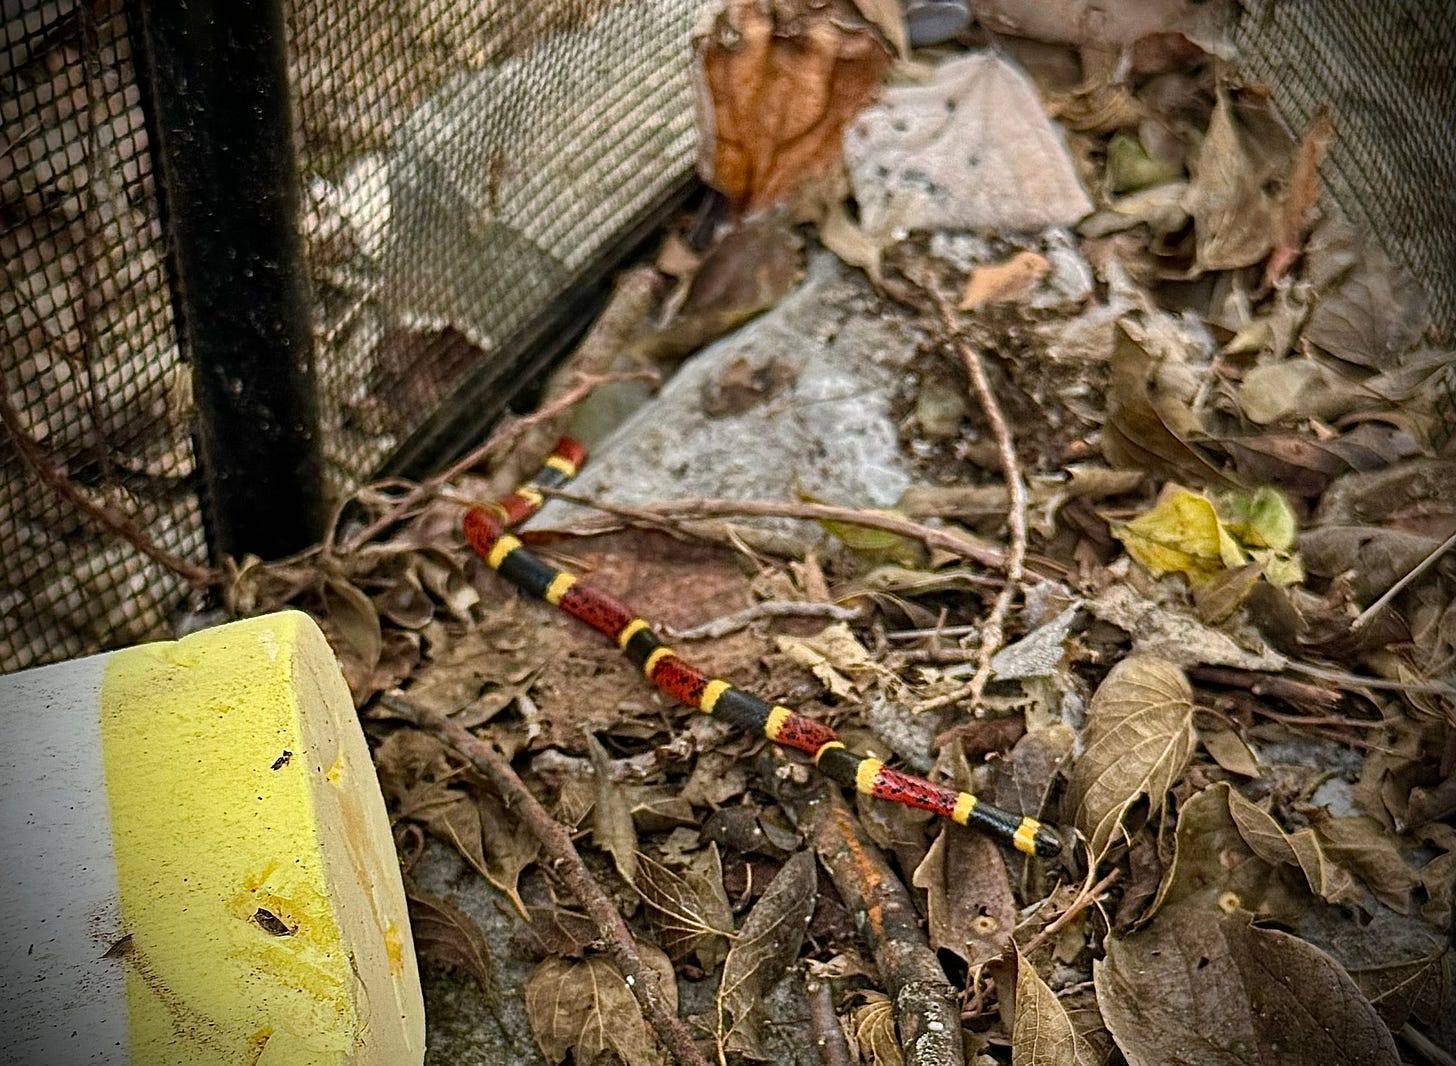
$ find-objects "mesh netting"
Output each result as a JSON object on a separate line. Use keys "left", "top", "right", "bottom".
{"left": 1234, "top": 0, "right": 1456, "bottom": 342}
{"left": 2, "top": 0, "right": 1452, "bottom": 674}
{"left": 1, "top": 0, "right": 204, "bottom": 673}
{"left": 288, "top": 0, "right": 704, "bottom": 487}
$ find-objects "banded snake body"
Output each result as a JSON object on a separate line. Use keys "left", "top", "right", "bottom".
{"left": 463, "top": 439, "right": 1062, "bottom": 858}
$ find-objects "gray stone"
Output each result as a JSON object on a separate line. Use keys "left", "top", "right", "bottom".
{"left": 536, "top": 255, "right": 925, "bottom": 534}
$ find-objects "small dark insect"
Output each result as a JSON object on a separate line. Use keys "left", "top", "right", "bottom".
{"left": 270, "top": 750, "right": 292, "bottom": 770}
{"left": 251, "top": 909, "right": 295, "bottom": 936}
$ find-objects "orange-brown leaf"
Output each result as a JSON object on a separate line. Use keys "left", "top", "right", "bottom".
{"left": 694, "top": 0, "right": 891, "bottom": 213}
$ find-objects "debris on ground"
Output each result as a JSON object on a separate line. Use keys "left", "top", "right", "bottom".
{"left": 229, "top": 3, "right": 1454, "bottom": 1063}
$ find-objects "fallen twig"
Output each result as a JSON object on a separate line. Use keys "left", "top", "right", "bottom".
{"left": 1016, "top": 866, "right": 1120, "bottom": 959}
{"left": 336, "top": 368, "right": 659, "bottom": 555}
{"left": 1283, "top": 662, "right": 1456, "bottom": 699}
{"left": 806, "top": 976, "right": 853, "bottom": 1066}
{"left": 1401, "top": 1022, "right": 1456, "bottom": 1066}
{"left": 543, "top": 487, "right": 1036, "bottom": 576}
{"left": 0, "top": 387, "right": 220, "bottom": 589}
{"left": 932, "top": 290, "right": 1029, "bottom": 710}
{"left": 1188, "top": 663, "right": 1347, "bottom": 716}
{"left": 388, "top": 697, "right": 711, "bottom": 1066}
{"left": 1349, "top": 529, "right": 1456, "bottom": 631}
{"left": 661, "top": 600, "right": 865, "bottom": 641}
{"left": 791, "top": 788, "right": 966, "bottom": 1066}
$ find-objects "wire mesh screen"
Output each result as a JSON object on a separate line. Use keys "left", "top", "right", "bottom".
{"left": 1234, "top": 0, "right": 1456, "bottom": 343}
{"left": 287, "top": 0, "right": 704, "bottom": 487}
{"left": 1, "top": 0, "right": 205, "bottom": 674}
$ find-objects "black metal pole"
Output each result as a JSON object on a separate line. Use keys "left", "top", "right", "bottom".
{"left": 130, "top": 0, "right": 325, "bottom": 562}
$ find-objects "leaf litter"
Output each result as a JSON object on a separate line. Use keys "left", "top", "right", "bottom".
{"left": 229, "top": 3, "right": 1454, "bottom": 1062}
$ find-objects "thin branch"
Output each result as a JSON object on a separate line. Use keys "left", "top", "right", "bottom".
{"left": 1283, "top": 662, "right": 1456, "bottom": 699}
{"left": 336, "top": 368, "right": 658, "bottom": 554}
{"left": 0, "top": 388, "right": 220, "bottom": 588}
{"left": 1350, "top": 529, "right": 1456, "bottom": 630}
{"left": 1401, "top": 1023, "right": 1456, "bottom": 1066}
{"left": 1187, "top": 663, "right": 1347, "bottom": 715}
{"left": 933, "top": 290, "right": 1029, "bottom": 709}
{"left": 793, "top": 788, "right": 966, "bottom": 1066}
{"left": 387, "top": 697, "right": 710, "bottom": 1066}
{"left": 660, "top": 600, "right": 865, "bottom": 641}
{"left": 1016, "top": 867, "right": 1121, "bottom": 959}
{"left": 806, "top": 977, "right": 853, "bottom": 1066}
{"left": 542, "top": 487, "right": 1041, "bottom": 576}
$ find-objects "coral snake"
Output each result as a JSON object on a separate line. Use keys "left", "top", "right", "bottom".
{"left": 463, "top": 438, "right": 1061, "bottom": 858}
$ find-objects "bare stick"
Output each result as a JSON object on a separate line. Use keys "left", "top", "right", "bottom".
{"left": 0, "top": 389, "right": 220, "bottom": 588}
{"left": 389, "top": 697, "right": 711, "bottom": 1066}
{"left": 1401, "top": 1022, "right": 1456, "bottom": 1066}
{"left": 1283, "top": 662, "right": 1456, "bottom": 699}
{"left": 661, "top": 600, "right": 865, "bottom": 641}
{"left": 543, "top": 488, "right": 1040, "bottom": 576}
{"left": 806, "top": 976, "right": 853, "bottom": 1066}
{"left": 1350, "top": 529, "right": 1456, "bottom": 630}
{"left": 1016, "top": 867, "right": 1121, "bottom": 958}
{"left": 1187, "top": 664, "right": 1346, "bottom": 715}
{"left": 933, "top": 291, "right": 1028, "bottom": 709}
{"left": 795, "top": 789, "right": 966, "bottom": 1066}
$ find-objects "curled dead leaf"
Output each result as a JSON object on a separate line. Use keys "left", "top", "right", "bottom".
{"left": 407, "top": 884, "right": 494, "bottom": 997}
{"left": 694, "top": 0, "right": 891, "bottom": 213}
{"left": 1097, "top": 906, "right": 1400, "bottom": 1066}
{"left": 717, "top": 850, "right": 818, "bottom": 1059}
{"left": 524, "top": 945, "right": 677, "bottom": 1065}
{"left": 912, "top": 825, "right": 1015, "bottom": 967}
{"left": 1013, "top": 951, "right": 1102, "bottom": 1066}
{"left": 1066, "top": 656, "right": 1195, "bottom": 860}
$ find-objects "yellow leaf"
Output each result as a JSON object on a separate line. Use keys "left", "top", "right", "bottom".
{"left": 1217, "top": 485, "right": 1298, "bottom": 551}
{"left": 1110, "top": 486, "right": 1243, "bottom": 585}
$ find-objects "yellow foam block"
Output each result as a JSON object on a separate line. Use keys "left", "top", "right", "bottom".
{"left": 100, "top": 611, "right": 424, "bottom": 1065}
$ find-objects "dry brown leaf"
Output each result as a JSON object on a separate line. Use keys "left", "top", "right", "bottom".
{"left": 477, "top": 791, "right": 542, "bottom": 917}
{"left": 775, "top": 621, "right": 882, "bottom": 698}
{"left": 1312, "top": 816, "right": 1419, "bottom": 913}
{"left": 717, "top": 850, "right": 818, "bottom": 1059}
{"left": 1294, "top": 904, "right": 1452, "bottom": 1031}
{"left": 971, "top": 0, "right": 1231, "bottom": 52}
{"left": 587, "top": 734, "right": 639, "bottom": 885}
{"left": 407, "top": 884, "right": 494, "bottom": 997}
{"left": 1013, "top": 952, "right": 1101, "bottom": 1066}
{"left": 1199, "top": 727, "right": 1261, "bottom": 778}
{"left": 1304, "top": 249, "right": 1429, "bottom": 371}
{"left": 1102, "top": 323, "right": 1239, "bottom": 490}
{"left": 1147, "top": 783, "right": 1278, "bottom": 919}
{"left": 1193, "top": 561, "right": 1266, "bottom": 624}
{"left": 1066, "top": 656, "right": 1196, "bottom": 860}
{"left": 1265, "top": 105, "right": 1335, "bottom": 286}
{"left": 851, "top": 991, "right": 904, "bottom": 1066}
{"left": 1226, "top": 788, "right": 1360, "bottom": 906}
{"left": 694, "top": 0, "right": 891, "bottom": 213}
{"left": 960, "top": 250, "right": 1052, "bottom": 310}
{"left": 1185, "top": 89, "right": 1292, "bottom": 272}
{"left": 635, "top": 846, "right": 734, "bottom": 971}
{"left": 846, "top": 0, "right": 907, "bottom": 58}
{"left": 912, "top": 825, "right": 1015, "bottom": 967}
{"left": 524, "top": 945, "right": 677, "bottom": 1065}
{"left": 1097, "top": 905, "right": 1401, "bottom": 1066}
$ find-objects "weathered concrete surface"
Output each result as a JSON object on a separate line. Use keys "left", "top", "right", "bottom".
{"left": 537, "top": 254, "right": 925, "bottom": 530}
